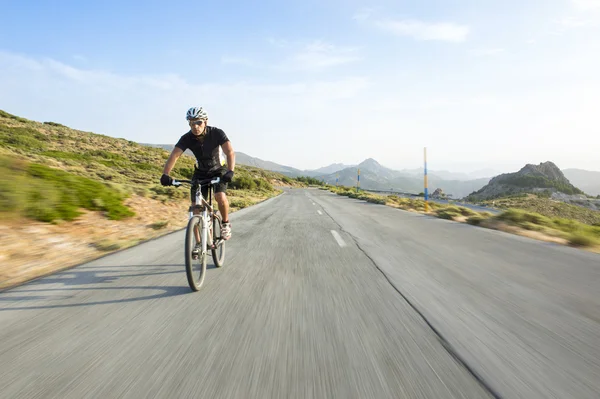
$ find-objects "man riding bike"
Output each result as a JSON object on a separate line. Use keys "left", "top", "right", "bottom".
{"left": 160, "top": 106, "right": 235, "bottom": 240}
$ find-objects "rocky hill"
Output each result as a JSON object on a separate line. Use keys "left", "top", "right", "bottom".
{"left": 466, "top": 162, "right": 584, "bottom": 201}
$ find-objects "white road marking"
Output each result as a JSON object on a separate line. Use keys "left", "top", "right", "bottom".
{"left": 330, "top": 230, "right": 347, "bottom": 247}
{"left": 317, "top": 210, "right": 322, "bottom": 215}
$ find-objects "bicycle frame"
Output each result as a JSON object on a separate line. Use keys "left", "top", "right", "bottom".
{"left": 173, "top": 176, "right": 221, "bottom": 256}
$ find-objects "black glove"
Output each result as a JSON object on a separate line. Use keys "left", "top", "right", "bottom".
{"left": 222, "top": 170, "right": 234, "bottom": 183}
{"left": 160, "top": 174, "right": 173, "bottom": 186}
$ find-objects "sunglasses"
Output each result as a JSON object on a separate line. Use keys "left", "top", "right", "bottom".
{"left": 190, "top": 120, "right": 205, "bottom": 126}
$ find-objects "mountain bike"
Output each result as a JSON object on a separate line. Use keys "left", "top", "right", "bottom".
{"left": 172, "top": 176, "right": 226, "bottom": 291}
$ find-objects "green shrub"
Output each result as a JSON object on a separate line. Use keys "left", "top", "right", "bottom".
{"left": 435, "top": 207, "right": 461, "bottom": 220}
{"left": 149, "top": 220, "right": 169, "bottom": 230}
{"left": 0, "top": 156, "right": 135, "bottom": 222}
{"left": 0, "top": 110, "right": 29, "bottom": 123}
{"left": 457, "top": 206, "right": 476, "bottom": 216}
{"left": 254, "top": 178, "right": 273, "bottom": 191}
{"left": 132, "top": 162, "right": 160, "bottom": 172}
{"left": 229, "top": 197, "right": 253, "bottom": 209}
{"left": 85, "top": 150, "right": 127, "bottom": 161}
{"left": 0, "top": 124, "right": 47, "bottom": 151}
{"left": 295, "top": 176, "right": 325, "bottom": 186}
{"left": 496, "top": 209, "right": 553, "bottom": 228}
{"left": 43, "top": 121, "right": 67, "bottom": 128}
{"left": 366, "top": 197, "right": 386, "bottom": 205}
{"left": 231, "top": 175, "right": 256, "bottom": 190}
{"left": 41, "top": 150, "right": 90, "bottom": 161}
{"left": 568, "top": 232, "right": 598, "bottom": 247}
{"left": 467, "top": 214, "right": 486, "bottom": 225}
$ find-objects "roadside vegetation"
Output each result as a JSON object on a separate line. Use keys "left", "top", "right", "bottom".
{"left": 0, "top": 109, "right": 308, "bottom": 288}
{"left": 0, "top": 109, "right": 303, "bottom": 223}
{"left": 325, "top": 185, "right": 600, "bottom": 251}
{"left": 476, "top": 193, "right": 600, "bottom": 225}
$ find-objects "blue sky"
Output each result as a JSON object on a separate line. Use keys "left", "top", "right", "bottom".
{"left": 1, "top": 0, "right": 599, "bottom": 172}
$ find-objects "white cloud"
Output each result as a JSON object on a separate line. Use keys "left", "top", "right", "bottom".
{"left": 353, "top": 9, "right": 469, "bottom": 42}
{"left": 0, "top": 51, "right": 370, "bottom": 168}
{"left": 374, "top": 19, "right": 470, "bottom": 42}
{"left": 219, "top": 40, "right": 360, "bottom": 72}
{"left": 1, "top": 45, "right": 599, "bottom": 172}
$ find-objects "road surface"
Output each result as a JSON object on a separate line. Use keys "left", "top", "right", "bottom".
{"left": 0, "top": 188, "right": 598, "bottom": 398}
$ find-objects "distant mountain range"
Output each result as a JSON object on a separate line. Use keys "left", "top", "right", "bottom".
{"left": 141, "top": 143, "right": 600, "bottom": 199}
{"left": 562, "top": 169, "right": 600, "bottom": 196}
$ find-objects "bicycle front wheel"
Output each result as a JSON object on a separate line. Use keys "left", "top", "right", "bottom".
{"left": 211, "top": 213, "right": 226, "bottom": 268}
{"left": 185, "top": 215, "right": 207, "bottom": 291}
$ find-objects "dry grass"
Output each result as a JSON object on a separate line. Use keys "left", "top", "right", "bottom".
{"left": 327, "top": 186, "right": 600, "bottom": 252}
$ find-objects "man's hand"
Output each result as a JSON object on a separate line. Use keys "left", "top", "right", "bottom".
{"left": 222, "top": 170, "right": 234, "bottom": 183}
{"left": 160, "top": 174, "right": 173, "bottom": 186}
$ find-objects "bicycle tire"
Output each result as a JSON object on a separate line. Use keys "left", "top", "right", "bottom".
{"left": 185, "top": 215, "right": 206, "bottom": 291}
{"left": 211, "top": 213, "right": 226, "bottom": 268}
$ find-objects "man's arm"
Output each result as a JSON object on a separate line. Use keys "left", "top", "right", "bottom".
{"left": 163, "top": 147, "right": 184, "bottom": 175}
{"left": 222, "top": 141, "right": 235, "bottom": 171}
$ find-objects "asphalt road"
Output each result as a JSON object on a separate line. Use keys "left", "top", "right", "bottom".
{"left": 1, "top": 188, "right": 599, "bottom": 398}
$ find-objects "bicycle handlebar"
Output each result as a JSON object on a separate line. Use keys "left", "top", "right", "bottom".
{"left": 172, "top": 177, "right": 221, "bottom": 187}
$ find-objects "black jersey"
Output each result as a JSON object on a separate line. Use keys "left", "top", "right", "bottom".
{"left": 174, "top": 126, "right": 229, "bottom": 173}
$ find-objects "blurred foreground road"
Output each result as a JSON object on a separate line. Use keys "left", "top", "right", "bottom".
{"left": 1, "top": 188, "right": 598, "bottom": 398}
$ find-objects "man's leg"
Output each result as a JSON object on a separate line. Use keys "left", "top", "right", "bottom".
{"left": 190, "top": 182, "right": 202, "bottom": 256}
{"left": 215, "top": 191, "right": 231, "bottom": 239}
{"left": 215, "top": 192, "right": 229, "bottom": 221}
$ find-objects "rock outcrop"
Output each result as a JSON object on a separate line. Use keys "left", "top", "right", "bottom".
{"left": 466, "top": 161, "right": 584, "bottom": 201}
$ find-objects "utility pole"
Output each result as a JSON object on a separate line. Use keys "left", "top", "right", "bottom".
{"left": 424, "top": 147, "right": 429, "bottom": 212}
{"left": 357, "top": 168, "right": 360, "bottom": 192}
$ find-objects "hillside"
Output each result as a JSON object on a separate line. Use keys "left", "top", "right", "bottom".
{"left": 466, "top": 162, "right": 584, "bottom": 201}
{"left": 0, "top": 109, "right": 302, "bottom": 288}
{"left": 478, "top": 194, "right": 600, "bottom": 226}
{"left": 398, "top": 167, "right": 500, "bottom": 181}
{"left": 309, "top": 162, "right": 355, "bottom": 175}
{"left": 141, "top": 145, "right": 353, "bottom": 178}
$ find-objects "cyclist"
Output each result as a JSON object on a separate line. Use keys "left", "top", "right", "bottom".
{"left": 160, "top": 106, "right": 235, "bottom": 240}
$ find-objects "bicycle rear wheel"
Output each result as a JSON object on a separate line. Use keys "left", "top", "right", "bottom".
{"left": 211, "top": 213, "right": 226, "bottom": 268}
{"left": 185, "top": 215, "right": 206, "bottom": 291}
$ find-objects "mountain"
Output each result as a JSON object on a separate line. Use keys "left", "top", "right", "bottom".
{"left": 468, "top": 168, "right": 503, "bottom": 180}
{"left": 466, "top": 161, "right": 584, "bottom": 201}
{"left": 140, "top": 143, "right": 491, "bottom": 197}
{"left": 234, "top": 152, "right": 304, "bottom": 176}
{"left": 562, "top": 169, "right": 600, "bottom": 196}
{"left": 317, "top": 158, "right": 491, "bottom": 198}
{"left": 308, "top": 163, "right": 355, "bottom": 176}
{"left": 140, "top": 144, "right": 305, "bottom": 177}
{"left": 397, "top": 167, "right": 499, "bottom": 181}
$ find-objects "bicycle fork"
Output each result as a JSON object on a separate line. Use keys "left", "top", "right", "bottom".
{"left": 200, "top": 209, "right": 209, "bottom": 256}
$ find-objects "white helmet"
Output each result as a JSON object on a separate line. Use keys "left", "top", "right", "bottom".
{"left": 186, "top": 106, "right": 208, "bottom": 120}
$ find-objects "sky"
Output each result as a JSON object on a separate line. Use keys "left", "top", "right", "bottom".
{"left": 1, "top": 0, "right": 599, "bottom": 173}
